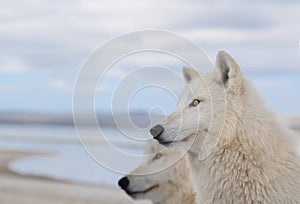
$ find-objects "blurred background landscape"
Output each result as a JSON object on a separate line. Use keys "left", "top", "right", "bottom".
{"left": 0, "top": 0, "right": 299, "bottom": 203}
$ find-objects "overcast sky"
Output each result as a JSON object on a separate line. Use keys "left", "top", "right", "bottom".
{"left": 0, "top": 0, "right": 299, "bottom": 113}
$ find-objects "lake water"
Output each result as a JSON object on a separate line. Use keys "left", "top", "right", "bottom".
{"left": 0, "top": 71, "right": 299, "bottom": 187}
{"left": 0, "top": 124, "right": 148, "bottom": 186}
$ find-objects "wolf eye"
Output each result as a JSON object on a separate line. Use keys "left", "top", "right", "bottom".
{"left": 152, "top": 153, "right": 162, "bottom": 161}
{"left": 189, "top": 99, "right": 201, "bottom": 107}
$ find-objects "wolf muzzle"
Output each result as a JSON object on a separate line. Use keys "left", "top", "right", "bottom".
{"left": 118, "top": 176, "right": 129, "bottom": 190}
{"left": 150, "top": 124, "right": 164, "bottom": 140}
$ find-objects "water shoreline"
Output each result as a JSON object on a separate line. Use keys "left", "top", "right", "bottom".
{"left": 0, "top": 150, "right": 149, "bottom": 204}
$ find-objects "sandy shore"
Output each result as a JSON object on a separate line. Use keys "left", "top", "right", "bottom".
{"left": 0, "top": 151, "right": 150, "bottom": 204}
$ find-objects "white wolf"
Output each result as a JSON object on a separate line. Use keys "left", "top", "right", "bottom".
{"left": 150, "top": 51, "right": 300, "bottom": 203}
{"left": 118, "top": 140, "right": 195, "bottom": 204}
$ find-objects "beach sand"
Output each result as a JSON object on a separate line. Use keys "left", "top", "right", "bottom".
{"left": 0, "top": 151, "right": 150, "bottom": 204}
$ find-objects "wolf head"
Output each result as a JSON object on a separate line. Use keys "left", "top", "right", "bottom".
{"left": 150, "top": 51, "right": 244, "bottom": 159}
{"left": 118, "top": 140, "right": 192, "bottom": 204}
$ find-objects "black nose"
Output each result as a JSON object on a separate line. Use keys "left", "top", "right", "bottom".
{"left": 118, "top": 177, "right": 129, "bottom": 190}
{"left": 150, "top": 124, "right": 164, "bottom": 139}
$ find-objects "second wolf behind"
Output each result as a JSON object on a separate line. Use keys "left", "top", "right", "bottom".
{"left": 118, "top": 140, "right": 195, "bottom": 204}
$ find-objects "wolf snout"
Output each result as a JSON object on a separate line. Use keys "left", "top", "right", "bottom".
{"left": 150, "top": 124, "right": 164, "bottom": 140}
{"left": 118, "top": 177, "right": 129, "bottom": 190}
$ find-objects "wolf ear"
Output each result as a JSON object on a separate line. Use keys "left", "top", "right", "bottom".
{"left": 215, "top": 51, "right": 243, "bottom": 92}
{"left": 182, "top": 67, "right": 199, "bottom": 83}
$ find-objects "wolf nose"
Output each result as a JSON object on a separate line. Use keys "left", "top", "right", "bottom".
{"left": 150, "top": 124, "right": 164, "bottom": 139}
{"left": 118, "top": 177, "right": 129, "bottom": 190}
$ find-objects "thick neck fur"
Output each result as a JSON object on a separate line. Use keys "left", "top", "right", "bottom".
{"left": 162, "top": 170, "right": 196, "bottom": 204}
{"left": 160, "top": 183, "right": 195, "bottom": 204}
{"left": 158, "top": 159, "right": 196, "bottom": 204}
{"left": 189, "top": 79, "right": 300, "bottom": 203}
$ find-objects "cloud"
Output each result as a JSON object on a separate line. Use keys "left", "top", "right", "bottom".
{"left": 1, "top": 0, "right": 300, "bottom": 73}
{"left": 0, "top": 56, "right": 31, "bottom": 74}
{"left": 0, "top": 0, "right": 300, "bottom": 112}
{"left": 47, "top": 79, "right": 72, "bottom": 91}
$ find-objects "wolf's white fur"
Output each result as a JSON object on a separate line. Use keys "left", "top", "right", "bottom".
{"left": 124, "top": 140, "right": 195, "bottom": 204}
{"left": 156, "top": 51, "right": 300, "bottom": 203}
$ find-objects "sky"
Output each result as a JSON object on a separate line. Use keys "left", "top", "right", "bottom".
{"left": 0, "top": 0, "right": 300, "bottom": 114}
